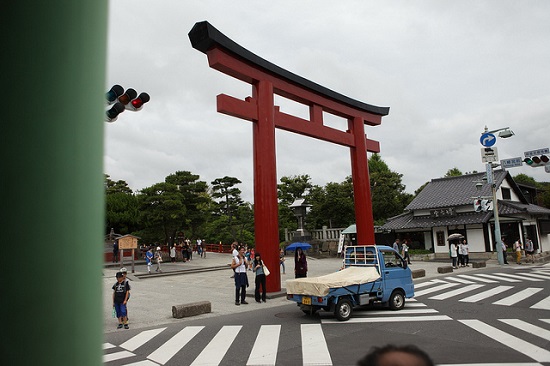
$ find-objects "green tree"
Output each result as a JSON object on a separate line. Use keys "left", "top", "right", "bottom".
{"left": 513, "top": 173, "right": 550, "bottom": 209}
{"left": 166, "top": 171, "right": 210, "bottom": 238}
{"left": 444, "top": 167, "right": 463, "bottom": 177}
{"left": 138, "top": 171, "right": 209, "bottom": 245}
{"left": 277, "top": 175, "right": 313, "bottom": 204}
{"left": 539, "top": 183, "right": 550, "bottom": 208}
{"left": 513, "top": 173, "right": 539, "bottom": 187}
{"left": 369, "top": 154, "right": 413, "bottom": 225}
{"left": 306, "top": 178, "right": 355, "bottom": 229}
{"left": 104, "top": 174, "right": 139, "bottom": 235}
{"left": 210, "top": 176, "right": 245, "bottom": 241}
{"left": 105, "top": 174, "right": 133, "bottom": 194}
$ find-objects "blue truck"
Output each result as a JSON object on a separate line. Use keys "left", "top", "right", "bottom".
{"left": 286, "top": 245, "right": 414, "bottom": 321}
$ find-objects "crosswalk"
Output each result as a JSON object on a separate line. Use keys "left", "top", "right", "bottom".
{"left": 104, "top": 324, "right": 333, "bottom": 366}
{"left": 104, "top": 317, "right": 550, "bottom": 365}
{"left": 413, "top": 268, "right": 550, "bottom": 310}
{"left": 103, "top": 266, "right": 550, "bottom": 365}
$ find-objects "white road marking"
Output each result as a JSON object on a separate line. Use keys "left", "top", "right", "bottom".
{"left": 459, "top": 319, "right": 550, "bottom": 362}
{"left": 456, "top": 274, "right": 498, "bottom": 283}
{"left": 121, "top": 327, "right": 166, "bottom": 351}
{"left": 191, "top": 325, "right": 241, "bottom": 366}
{"left": 322, "top": 315, "right": 452, "bottom": 324}
{"left": 459, "top": 285, "right": 513, "bottom": 302}
{"left": 148, "top": 326, "right": 204, "bottom": 365}
{"left": 103, "top": 350, "right": 135, "bottom": 363}
{"left": 499, "top": 319, "right": 550, "bottom": 340}
{"left": 531, "top": 295, "right": 550, "bottom": 310}
{"left": 301, "top": 324, "right": 332, "bottom": 366}
{"left": 247, "top": 325, "right": 281, "bottom": 366}
{"left": 475, "top": 273, "right": 521, "bottom": 282}
{"left": 414, "top": 282, "right": 459, "bottom": 297}
{"left": 493, "top": 288, "right": 543, "bottom": 306}
{"left": 429, "top": 284, "right": 485, "bottom": 300}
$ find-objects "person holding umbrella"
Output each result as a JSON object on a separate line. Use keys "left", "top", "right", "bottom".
{"left": 294, "top": 247, "right": 308, "bottom": 278}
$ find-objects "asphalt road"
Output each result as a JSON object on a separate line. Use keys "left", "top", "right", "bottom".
{"left": 103, "top": 255, "right": 550, "bottom": 365}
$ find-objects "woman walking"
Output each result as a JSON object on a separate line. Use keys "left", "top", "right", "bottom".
{"left": 294, "top": 247, "right": 308, "bottom": 278}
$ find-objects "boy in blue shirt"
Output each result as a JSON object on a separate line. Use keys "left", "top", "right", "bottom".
{"left": 146, "top": 247, "right": 154, "bottom": 274}
{"left": 112, "top": 272, "right": 130, "bottom": 329}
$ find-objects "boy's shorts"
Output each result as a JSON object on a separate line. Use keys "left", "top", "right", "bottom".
{"left": 114, "top": 303, "right": 127, "bottom": 318}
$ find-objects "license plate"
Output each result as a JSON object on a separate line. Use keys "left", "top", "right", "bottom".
{"left": 302, "top": 296, "right": 311, "bottom": 305}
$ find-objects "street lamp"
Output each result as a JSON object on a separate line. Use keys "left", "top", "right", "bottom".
{"left": 484, "top": 126, "right": 515, "bottom": 138}
{"left": 289, "top": 198, "right": 312, "bottom": 241}
{"left": 479, "top": 126, "right": 515, "bottom": 265}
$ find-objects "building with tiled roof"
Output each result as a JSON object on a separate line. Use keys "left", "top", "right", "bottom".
{"left": 382, "top": 170, "right": 550, "bottom": 256}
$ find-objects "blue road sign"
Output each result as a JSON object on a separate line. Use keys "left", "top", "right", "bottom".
{"left": 480, "top": 133, "right": 496, "bottom": 147}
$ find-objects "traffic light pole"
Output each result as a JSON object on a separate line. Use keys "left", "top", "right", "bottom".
{"left": 3, "top": 2, "right": 107, "bottom": 365}
{"left": 487, "top": 163, "right": 505, "bottom": 265}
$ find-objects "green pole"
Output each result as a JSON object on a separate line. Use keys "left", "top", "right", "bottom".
{"left": 1, "top": 2, "right": 107, "bottom": 364}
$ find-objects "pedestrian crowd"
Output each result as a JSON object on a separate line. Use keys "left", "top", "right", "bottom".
{"left": 448, "top": 239, "right": 470, "bottom": 269}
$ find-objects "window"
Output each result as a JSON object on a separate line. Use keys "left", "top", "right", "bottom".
{"left": 501, "top": 187, "right": 511, "bottom": 200}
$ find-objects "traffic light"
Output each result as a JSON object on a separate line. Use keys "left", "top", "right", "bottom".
{"left": 105, "top": 85, "right": 150, "bottom": 122}
{"left": 473, "top": 199, "right": 492, "bottom": 212}
{"left": 524, "top": 155, "right": 549, "bottom": 167}
{"left": 106, "top": 85, "right": 124, "bottom": 103}
{"left": 116, "top": 88, "right": 137, "bottom": 105}
{"left": 474, "top": 199, "right": 482, "bottom": 212}
{"left": 105, "top": 103, "right": 125, "bottom": 123}
{"left": 481, "top": 199, "right": 493, "bottom": 212}
{"left": 128, "top": 92, "right": 150, "bottom": 111}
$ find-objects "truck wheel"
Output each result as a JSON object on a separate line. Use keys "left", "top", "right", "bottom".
{"left": 334, "top": 298, "right": 353, "bottom": 321}
{"left": 389, "top": 290, "right": 405, "bottom": 310}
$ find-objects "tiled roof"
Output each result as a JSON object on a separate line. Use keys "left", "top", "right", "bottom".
{"left": 500, "top": 201, "right": 550, "bottom": 215}
{"left": 382, "top": 210, "right": 492, "bottom": 230}
{"left": 382, "top": 170, "right": 550, "bottom": 231}
{"left": 406, "top": 170, "right": 508, "bottom": 210}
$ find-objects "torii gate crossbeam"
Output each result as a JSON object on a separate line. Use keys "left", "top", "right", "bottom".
{"left": 189, "top": 21, "right": 389, "bottom": 292}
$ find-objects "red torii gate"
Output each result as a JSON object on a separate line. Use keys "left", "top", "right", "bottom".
{"left": 189, "top": 22, "right": 389, "bottom": 292}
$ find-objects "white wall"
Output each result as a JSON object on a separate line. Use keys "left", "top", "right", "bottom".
{"left": 465, "top": 225, "right": 485, "bottom": 253}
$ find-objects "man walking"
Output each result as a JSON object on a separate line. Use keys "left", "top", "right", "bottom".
{"left": 393, "top": 239, "right": 400, "bottom": 253}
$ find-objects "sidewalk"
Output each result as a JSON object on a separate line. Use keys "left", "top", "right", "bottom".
{"left": 103, "top": 253, "right": 503, "bottom": 333}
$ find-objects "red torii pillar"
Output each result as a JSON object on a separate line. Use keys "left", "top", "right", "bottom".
{"left": 189, "top": 22, "right": 389, "bottom": 292}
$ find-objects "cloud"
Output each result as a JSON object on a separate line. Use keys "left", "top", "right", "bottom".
{"left": 105, "top": 1, "right": 550, "bottom": 202}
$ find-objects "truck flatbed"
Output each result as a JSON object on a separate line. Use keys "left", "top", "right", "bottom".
{"left": 286, "top": 266, "right": 380, "bottom": 297}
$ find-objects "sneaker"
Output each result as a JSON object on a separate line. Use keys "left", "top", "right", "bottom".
{"left": 256, "top": 300, "right": 261, "bottom": 303}
{"left": 262, "top": 300, "right": 266, "bottom": 303}
{"left": 117, "top": 324, "right": 123, "bottom": 329}
{"left": 241, "top": 301, "right": 249, "bottom": 305}
{"left": 235, "top": 301, "right": 240, "bottom": 306}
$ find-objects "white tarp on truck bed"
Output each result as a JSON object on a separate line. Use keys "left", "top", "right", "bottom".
{"left": 286, "top": 266, "right": 381, "bottom": 297}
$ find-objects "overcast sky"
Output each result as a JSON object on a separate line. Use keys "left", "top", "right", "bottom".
{"left": 105, "top": 0, "right": 550, "bottom": 202}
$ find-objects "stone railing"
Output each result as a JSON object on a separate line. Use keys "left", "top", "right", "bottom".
{"left": 285, "top": 226, "right": 345, "bottom": 242}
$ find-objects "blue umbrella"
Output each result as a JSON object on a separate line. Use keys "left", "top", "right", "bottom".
{"left": 286, "top": 242, "right": 312, "bottom": 251}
